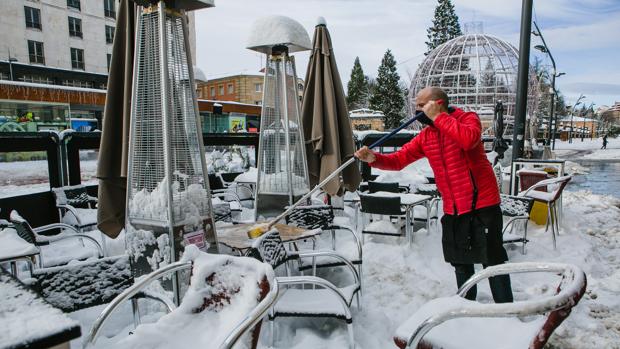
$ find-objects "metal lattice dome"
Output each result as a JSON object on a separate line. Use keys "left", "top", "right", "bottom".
{"left": 409, "top": 33, "right": 539, "bottom": 125}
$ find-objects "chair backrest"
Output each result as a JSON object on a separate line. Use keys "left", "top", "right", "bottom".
{"left": 517, "top": 170, "right": 549, "bottom": 192}
{"left": 368, "top": 181, "right": 400, "bottom": 193}
{"left": 9, "top": 210, "right": 37, "bottom": 244}
{"left": 52, "top": 185, "right": 91, "bottom": 208}
{"left": 208, "top": 173, "right": 225, "bottom": 190}
{"left": 285, "top": 205, "right": 334, "bottom": 230}
{"left": 359, "top": 194, "right": 403, "bottom": 216}
{"left": 246, "top": 230, "right": 289, "bottom": 269}
{"left": 212, "top": 202, "right": 232, "bottom": 223}
{"left": 500, "top": 194, "right": 534, "bottom": 217}
{"left": 220, "top": 172, "right": 243, "bottom": 183}
{"left": 548, "top": 175, "right": 572, "bottom": 202}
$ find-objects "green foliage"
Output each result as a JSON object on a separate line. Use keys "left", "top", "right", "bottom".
{"left": 346, "top": 57, "right": 370, "bottom": 110}
{"left": 369, "top": 50, "right": 406, "bottom": 129}
{"left": 425, "top": 0, "right": 462, "bottom": 54}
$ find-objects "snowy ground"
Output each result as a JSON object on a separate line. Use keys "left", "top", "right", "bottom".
{"left": 63, "top": 191, "right": 620, "bottom": 348}
{"left": 554, "top": 137, "right": 620, "bottom": 161}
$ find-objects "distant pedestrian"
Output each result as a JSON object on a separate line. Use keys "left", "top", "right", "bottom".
{"left": 601, "top": 134, "right": 608, "bottom": 149}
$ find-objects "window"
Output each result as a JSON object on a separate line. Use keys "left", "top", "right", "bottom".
{"left": 67, "top": 0, "right": 81, "bottom": 11}
{"left": 254, "top": 101, "right": 262, "bottom": 105}
{"left": 210, "top": 87, "right": 215, "bottom": 97}
{"left": 105, "top": 25, "right": 114, "bottom": 44}
{"left": 254, "top": 83, "right": 262, "bottom": 92}
{"left": 62, "top": 79, "right": 93, "bottom": 88}
{"left": 227, "top": 83, "right": 234, "bottom": 94}
{"left": 24, "top": 6, "right": 41, "bottom": 30}
{"left": 28, "top": 40, "right": 45, "bottom": 64}
{"left": 218, "top": 85, "right": 224, "bottom": 95}
{"left": 68, "top": 17, "right": 82, "bottom": 38}
{"left": 71, "top": 48, "right": 84, "bottom": 70}
{"left": 103, "top": 0, "right": 116, "bottom": 18}
{"left": 20, "top": 75, "right": 53, "bottom": 84}
{"left": 107, "top": 54, "right": 112, "bottom": 71}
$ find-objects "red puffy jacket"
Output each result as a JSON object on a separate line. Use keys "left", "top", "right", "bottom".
{"left": 370, "top": 108, "right": 499, "bottom": 215}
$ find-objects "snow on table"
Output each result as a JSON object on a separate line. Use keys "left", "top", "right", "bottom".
{"left": 0, "top": 270, "right": 80, "bottom": 349}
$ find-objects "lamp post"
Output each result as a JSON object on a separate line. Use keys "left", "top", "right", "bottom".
{"left": 569, "top": 94, "right": 585, "bottom": 144}
{"left": 532, "top": 21, "right": 565, "bottom": 149}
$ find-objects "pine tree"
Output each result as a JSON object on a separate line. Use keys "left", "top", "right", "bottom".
{"left": 346, "top": 57, "right": 370, "bottom": 110}
{"left": 369, "top": 50, "right": 406, "bottom": 129}
{"left": 425, "top": 0, "right": 462, "bottom": 54}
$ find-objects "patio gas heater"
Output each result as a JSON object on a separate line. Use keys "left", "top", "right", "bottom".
{"left": 247, "top": 16, "right": 312, "bottom": 219}
{"left": 125, "top": 0, "right": 216, "bottom": 305}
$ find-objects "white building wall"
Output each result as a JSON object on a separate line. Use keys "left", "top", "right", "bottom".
{"left": 1, "top": 0, "right": 115, "bottom": 74}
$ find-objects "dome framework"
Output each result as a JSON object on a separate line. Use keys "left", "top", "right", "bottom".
{"left": 409, "top": 34, "right": 539, "bottom": 128}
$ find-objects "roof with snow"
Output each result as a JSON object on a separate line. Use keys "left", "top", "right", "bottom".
{"left": 349, "top": 108, "right": 384, "bottom": 118}
{"left": 246, "top": 15, "right": 311, "bottom": 54}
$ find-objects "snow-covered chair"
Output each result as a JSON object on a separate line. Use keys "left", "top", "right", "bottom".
{"left": 9, "top": 210, "right": 103, "bottom": 268}
{"left": 500, "top": 194, "right": 534, "bottom": 254}
{"left": 393, "top": 262, "right": 587, "bottom": 349}
{"left": 367, "top": 181, "right": 409, "bottom": 194}
{"left": 51, "top": 185, "right": 98, "bottom": 232}
{"left": 285, "top": 205, "right": 362, "bottom": 279}
{"left": 519, "top": 175, "right": 572, "bottom": 249}
{"left": 248, "top": 230, "right": 360, "bottom": 349}
{"left": 84, "top": 246, "right": 278, "bottom": 349}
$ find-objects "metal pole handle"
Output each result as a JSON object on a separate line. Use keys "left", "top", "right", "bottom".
{"left": 266, "top": 112, "right": 423, "bottom": 229}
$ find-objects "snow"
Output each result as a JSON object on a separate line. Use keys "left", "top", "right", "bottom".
{"left": 554, "top": 137, "right": 620, "bottom": 161}
{"left": 235, "top": 167, "right": 258, "bottom": 183}
{"left": 0, "top": 271, "right": 79, "bottom": 348}
{"left": 128, "top": 177, "right": 209, "bottom": 226}
{"left": 93, "top": 246, "right": 275, "bottom": 349}
{"left": 0, "top": 227, "right": 39, "bottom": 259}
{"left": 246, "top": 15, "right": 312, "bottom": 54}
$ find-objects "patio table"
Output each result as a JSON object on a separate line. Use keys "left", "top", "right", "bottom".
{"left": 0, "top": 268, "right": 81, "bottom": 349}
{"left": 217, "top": 222, "right": 322, "bottom": 253}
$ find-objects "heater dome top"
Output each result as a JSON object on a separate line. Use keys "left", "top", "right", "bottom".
{"left": 246, "top": 15, "right": 311, "bottom": 54}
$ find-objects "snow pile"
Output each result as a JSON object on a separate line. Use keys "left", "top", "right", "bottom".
{"left": 97, "top": 246, "right": 275, "bottom": 349}
{"left": 129, "top": 177, "right": 209, "bottom": 225}
{"left": 207, "top": 147, "right": 253, "bottom": 174}
{"left": 0, "top": 272, "right": 79, "bottom": 348}
{"left": 235, "top": 167, "right": 258, "bottom": 183}
{"left": 373, "top": 159, "right": 431, "bottom": 189}
{"left": 0, "top": 227, "right": 39, "bottom": 259}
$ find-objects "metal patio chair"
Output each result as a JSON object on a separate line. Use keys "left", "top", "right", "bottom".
{"left": 51, "top": 185, "right": 98, "bottom": 232}
{"left": 359, "top": 194, "right": 408, "bottom": 243}
{"left": 247, "top": 230, "right": 360, "bottom": 349}
{"left": 9, "top": 210, "right": 103, "bottom": 268}
{"left": 520, "top": 175, "right": 572, "bottom": 249}
{"left": 83, "top": 249, "right": 278, "bottom": 349}
{"left": 500, "top": 194, "right": 535, "bottom": 254}
{"left": 393, "top": 262, "right": 587, "bottom": 349}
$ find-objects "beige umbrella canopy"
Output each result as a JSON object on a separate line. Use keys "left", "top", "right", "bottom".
{"left": 301, "top": 18, "right": 361, "bottom": 196}
{"left": 96, "top": 0, "right": 136, "bottom": 238}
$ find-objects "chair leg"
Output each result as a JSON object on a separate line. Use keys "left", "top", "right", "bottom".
{"left": 331, "top": 229, "right": 336, "bottom": 250}
{"left": 131, "top": 298, "right": 141, "bottom": 329}
{"left": 545, "top": 204, "right": 551, "bottom": 233}
{"left": 549, "top": 205, "right": 557, "bottom": 250}
{"left": 10, "top": 261, "right": 18, "bottom": 276}
{"left": 553, "top": 202, "right": 560, "bottom": 235}
{"left": 347, "top": 322, "right": 355, "bottom": 349}
{"left": 269, "top": 310, "right": 275, "bottom": 347}
{"left": 522, "top": 220, "right": 529, "bottom": 255}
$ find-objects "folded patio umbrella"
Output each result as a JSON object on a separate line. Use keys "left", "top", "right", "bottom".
{"left": 492, "top": 100, "right": 509, "bottom": 165}
{"left": 301, "top": 18, "right": 361, "bottom": 197}
{"left": 96, "top": 0, "right": 136, "bottom": 238}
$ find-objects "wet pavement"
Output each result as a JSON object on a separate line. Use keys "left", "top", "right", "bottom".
{"left": 567, "top": 159, "right": 620, "bottom": 197}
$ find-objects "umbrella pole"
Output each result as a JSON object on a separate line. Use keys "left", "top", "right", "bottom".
{"left": 264, "top": 111, "right": 423, "bottom": 230}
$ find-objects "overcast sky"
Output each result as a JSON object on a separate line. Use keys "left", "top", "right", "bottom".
{"left": 194, "top": 0, "right": 620, "bottom": 108}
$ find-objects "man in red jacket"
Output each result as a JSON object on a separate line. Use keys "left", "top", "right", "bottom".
{"left": 355, "top": 87, "right": 513, "bottom": 303}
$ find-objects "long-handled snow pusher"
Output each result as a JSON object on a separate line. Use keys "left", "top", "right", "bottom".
{"left": 247, "top": 111, "right": 426, "bottom": 238}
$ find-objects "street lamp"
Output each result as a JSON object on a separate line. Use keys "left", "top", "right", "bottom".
{"left": 569, "top": 94, "right": 586, "bottom": 144}
{"left": 532, "top": 21, "right": 564, "bottom": 150}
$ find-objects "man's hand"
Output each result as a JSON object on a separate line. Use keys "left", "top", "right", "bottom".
{"left": 354, "top": 146, "right": 376, "bottom": 163}
{"left": 423, "top": 100, "right": 443, "bottom": 121}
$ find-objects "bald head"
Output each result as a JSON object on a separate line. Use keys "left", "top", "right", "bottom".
{"left": 415, "top": 87, "right": 449, "bottom": 112}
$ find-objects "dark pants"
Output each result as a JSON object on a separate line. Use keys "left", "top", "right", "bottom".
{"left": 452, "top": 263, "right": 513, "bottom": 303}
{"left": 442, "top": 205, "right": 514, "bottom": 303}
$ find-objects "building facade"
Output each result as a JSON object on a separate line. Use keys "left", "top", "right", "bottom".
{"left": 1, "top": 0, "right": 118, "bottom": 80}
{"left": 197, "top": 74, "right": 305, "bottom": 105}
{"left": 349, "top": 108, "right": 385, "bottom": 131}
